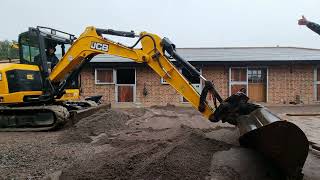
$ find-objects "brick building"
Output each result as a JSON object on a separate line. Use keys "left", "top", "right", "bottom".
{"left": 80, "top": 47, "right": 320, "bottom": 106}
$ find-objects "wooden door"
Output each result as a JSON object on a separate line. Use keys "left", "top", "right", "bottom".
{"left": 248, "top": 83, "right": 266, "bottom": 102}
{"left": 248, "top": 68, "right": 266, "bottom": 102}
{"left": 117, "top": 86, "right": 134, "bottom": 102}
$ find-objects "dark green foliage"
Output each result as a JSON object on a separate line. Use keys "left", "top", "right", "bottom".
{"left": 0, "top": 40, "right": 19, "bottom": 60}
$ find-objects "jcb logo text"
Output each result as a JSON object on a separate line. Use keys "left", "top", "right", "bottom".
{"left": 90, "top": 42, "right": 109, "bottom": 51}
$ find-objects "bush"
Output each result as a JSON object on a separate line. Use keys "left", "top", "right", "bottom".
{"left": 0, "top": 40, "right": 19, "bottom": 60}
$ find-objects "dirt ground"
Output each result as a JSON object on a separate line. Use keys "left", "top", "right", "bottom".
{"left": 0, "top": 105, "right": 319, "bottom": 180}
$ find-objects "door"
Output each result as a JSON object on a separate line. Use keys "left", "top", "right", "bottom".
{"left": 116, "top": 69, "right": 135, "bottom": 102}
{"left": 248, "top": 68, "right": 267, "bottom": 102}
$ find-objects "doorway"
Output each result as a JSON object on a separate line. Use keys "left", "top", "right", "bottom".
{"left": 248, "top": 68, "right": 267, "bottom": 102}
{"left": 116, "top": 69, "right": 135, "bottom": 102}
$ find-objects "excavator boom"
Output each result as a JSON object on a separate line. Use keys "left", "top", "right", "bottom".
{"left": 48, "top": 26, "right": 215, "bottom": 119}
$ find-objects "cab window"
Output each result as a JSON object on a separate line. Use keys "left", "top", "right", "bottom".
{"left": 54, "top": 44, "right": 71, "bottom": 59}
{"left": 20, "top": 35, "right": 40, "bottom": 64}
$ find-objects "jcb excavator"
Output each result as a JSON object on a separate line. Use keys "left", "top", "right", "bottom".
{"left": 0, "top": 26, "right": 309, "bottom": 179}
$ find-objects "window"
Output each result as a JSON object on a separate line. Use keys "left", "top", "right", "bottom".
{"left": 315, "top": 67, "right": 320, "bottom": 101}
{"left": 230, "top": 67, "right": 247, "bottom": 95}
{"left": 20, "top": 34, "right": 40, "bottom": 64}
{"left": 55, "top": 44, "right": 71, "bottom": 59}
{"left": 248, "top": 69, "right": 266, "bottom": 83}
{"left": 22, "top": 45, "right": 40, "bottom": 63}
{"left": 95, "top": 69, "right": 114, "bottom": 84}
{"left": 161, "top": 77, "right": 168, "bottom": 84}
{"left": 231, "top": 68, "right": 247, "bottom": 82}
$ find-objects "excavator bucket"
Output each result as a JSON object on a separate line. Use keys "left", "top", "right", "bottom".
{"left": 237, "top": 108, "right": 309, "bottom": 179}
{"left": 209, "top": 90, "right": 309, "bottom": 179}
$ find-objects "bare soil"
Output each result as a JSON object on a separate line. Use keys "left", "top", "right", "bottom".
{"left": 0, "top": 105, "right": 319, "bottom": 180}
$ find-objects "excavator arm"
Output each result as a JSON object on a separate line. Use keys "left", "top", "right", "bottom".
{"left": 49, "top": 26, "right": 216, "bottom": 120}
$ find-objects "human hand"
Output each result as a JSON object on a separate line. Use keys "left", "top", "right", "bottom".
{"left": 298, "top": 15, "right": 309, "bottom": 25}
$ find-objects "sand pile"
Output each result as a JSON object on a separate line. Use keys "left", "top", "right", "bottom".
{"left": 58, "top": 109, "right": 131, "bottom": 144}
{"left": 60, "top": 126, "right": 233, "bottom": 180}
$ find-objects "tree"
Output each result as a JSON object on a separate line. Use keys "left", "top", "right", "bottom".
{"left": 0, "top": 40, "right": 19, "bottom": 60}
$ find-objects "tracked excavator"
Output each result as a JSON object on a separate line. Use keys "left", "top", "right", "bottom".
{"left": 0, "top": 26, "right": 309, "bottom": 179}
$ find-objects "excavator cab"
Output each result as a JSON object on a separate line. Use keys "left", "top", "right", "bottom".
{"left": 0, "top": 27, "right": 85, "bottom": 130}
{"left": 17, "top": 27, "right": 80, "bottom": 101}
{"left": 18, "top": 27, "right": 75, "bottom": 77}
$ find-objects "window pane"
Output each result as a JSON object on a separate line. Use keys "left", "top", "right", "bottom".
{"left": 22, "top": 45, "right": 31, "bottom": 61}
{"left": 317, "top": 68, "right": 320, "bottom": 81}
{"left": 231, "top": 69, "right": 239, "bottom": 81}
{"left": 30, "top": 47, "right": 40, "bottom": 62}
{"left": 20, "top": 34, "right": 40, "bottom": 64}
{"left": 116, "top": 69, "right": 135, "bottom": 84}
{"left": 231, "top": 68, "right": 246, "bottom": 82}
{"left": 96, "top": 69, "right": 113, "bottom": 83}
{"left": 248, "top": 68, "right": 266, "bottom": 83}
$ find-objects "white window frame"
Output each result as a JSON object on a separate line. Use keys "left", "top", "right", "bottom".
{"left": 229, "top": 67, "right": 248, "bottom": 96}
{"left": 94, "top": 68, "right": 115, "bottom": 85}
{"left": 115, "top": 68, "right": 136, "bottom": 103}
{"left": 160, "top": 77, "right": 169, "bottom": 84}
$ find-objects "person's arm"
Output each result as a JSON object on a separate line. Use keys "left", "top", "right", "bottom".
{"left": 306, "top": 22, "right": 320, "bottom": 35}
{"left": 298, "top": 15, "right": 320, "bottom": 35}
{"left": 51, "top": 55, "right": 59, "bottom": 69}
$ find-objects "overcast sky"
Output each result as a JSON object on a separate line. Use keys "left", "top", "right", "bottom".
{"left": 1, "top": 0, "right": 320, "bottom": 48}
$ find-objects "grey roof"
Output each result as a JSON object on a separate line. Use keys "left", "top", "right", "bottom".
{"left": 90, "top": 47, "right": 320, "bottom": 63}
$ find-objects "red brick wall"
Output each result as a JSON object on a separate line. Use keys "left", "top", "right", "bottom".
{"left": 268, "top": 64, "right": 315, "bottom": 104}
{"left": 80, "top": 64, "right": 316, "bottom": 106}
{"left": 202, "top": 66, "right": 229, "bottom": 99}
{"left": 80, "top": 68, "right": 115, "bottom": 104}
{"left": 135, "top": 66, "right": 180, "bottom": 106}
